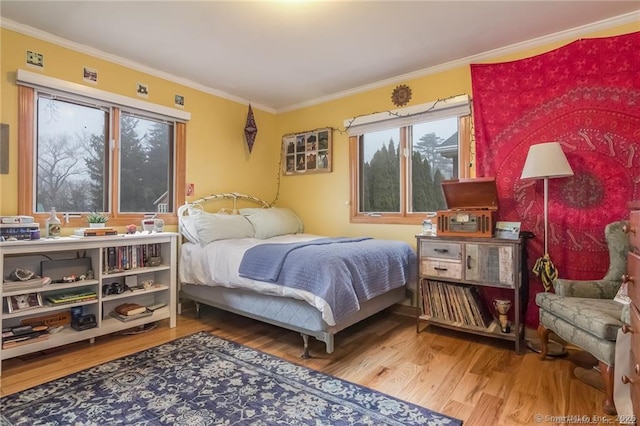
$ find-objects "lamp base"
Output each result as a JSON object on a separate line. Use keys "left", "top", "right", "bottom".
{"left": 526, "top": 336, "right": 567, "bottom": 357}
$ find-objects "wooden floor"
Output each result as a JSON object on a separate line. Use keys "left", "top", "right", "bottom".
{"left": 0, "top": 305, "right": 618, "bottom": 425}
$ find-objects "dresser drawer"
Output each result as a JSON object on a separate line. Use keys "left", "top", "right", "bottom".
{"left": 628, "top": 303, "right": 640, "bottom": 411}
{"left": 420, "top": 241, "right": 462, "bottom": 260}
{"left": 627, "top": 252, "right": 640, "bottom": 305}
{"left": 630, "top": 211, "right": 640, "bottom": 253}
{"left": 421, "top": 258, "right": 462, "bottom": 280}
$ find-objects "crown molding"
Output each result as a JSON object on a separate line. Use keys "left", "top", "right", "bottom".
{"left": 0, "top": 18, "right": 276, "bottom": 114}
{"left": 2, "top": 10, "right": 638, "bottom": 115}
{"left": 277, "top": 11, "right": 640, "bottom": 113}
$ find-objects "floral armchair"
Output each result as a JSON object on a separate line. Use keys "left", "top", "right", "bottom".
{"left": 535, "top": 220, "right": 629, "bottom": 415}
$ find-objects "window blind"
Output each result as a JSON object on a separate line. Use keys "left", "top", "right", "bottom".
{"left": 344, "top": 94, "right": 470, "bottom": 136}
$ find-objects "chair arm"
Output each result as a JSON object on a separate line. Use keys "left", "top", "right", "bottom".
{"left": 553, "top": 278, "right": 620, "bottom": 299}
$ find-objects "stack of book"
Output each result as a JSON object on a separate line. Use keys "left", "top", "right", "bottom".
{"left": 46, "top": 290, "right": 97, "bottom": 306}
{"left": 110, "top": 303, "right": 152, "bottom": 322}
{"left": 422, "top": 280, "right": 494, "bottom": 328}
{"left": 2, "top": 324, "right": 49, "bottom": 349}
{"left": 75, "top": 227, "right": 118, "bottom": 237}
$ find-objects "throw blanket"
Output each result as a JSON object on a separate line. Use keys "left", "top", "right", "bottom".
{"left": 239, "top": 238, "right": 416, "bottom": 323}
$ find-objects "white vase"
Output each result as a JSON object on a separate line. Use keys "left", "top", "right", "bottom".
{"left": 89, "top": 223, "right": 105, "bottom": 228}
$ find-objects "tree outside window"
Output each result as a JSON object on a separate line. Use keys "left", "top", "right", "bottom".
{"left": 350, "top": 115, "right": 469, "bottom": 224}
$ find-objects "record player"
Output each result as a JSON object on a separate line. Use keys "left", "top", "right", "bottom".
{"left": 436, "top": 177, "right": 498, "bottom": 238}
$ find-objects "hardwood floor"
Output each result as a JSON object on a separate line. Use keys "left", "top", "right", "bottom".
{"left": 0, "top": 305, "right": 618, "bottom": 425}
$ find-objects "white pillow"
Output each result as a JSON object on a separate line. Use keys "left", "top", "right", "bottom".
{"left": 194, "top": 213, "right": 255, "bottom": 246}
{"left": 179, "top": 206, "right": 203, "bottom": 244}
{"left": 240, "top": 207, "right": 304, "bottom": 239}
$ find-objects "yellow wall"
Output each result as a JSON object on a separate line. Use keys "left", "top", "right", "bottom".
{"left": 1, "top": 21, "right": 638, "bottom": 243}
{"left": 0, "top": 28, "right": 278, "bottom": 222}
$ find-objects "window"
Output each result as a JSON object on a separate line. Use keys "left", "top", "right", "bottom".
{"left": 17, "top": 73, "right": 188, "bottom": 228}
{"left": 348, "top": 96, "right": 470, "bottom": 224}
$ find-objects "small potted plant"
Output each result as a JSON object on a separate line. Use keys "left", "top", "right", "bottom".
{"left": 87, "top": 212, "right": 109, "bottom": 228}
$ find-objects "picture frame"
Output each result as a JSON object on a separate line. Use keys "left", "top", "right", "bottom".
{"left": 495, "top": 221, "right": 521, "bottom": 240}
{"left": 282, "top": 128, "right": 332, "bottom": 175}
{"left": 7, "top": 292, "right": 43, "bottom": 313}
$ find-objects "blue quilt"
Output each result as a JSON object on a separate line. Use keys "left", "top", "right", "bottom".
{"left": 239, "top": 237, "right": 417, "bottom": 323}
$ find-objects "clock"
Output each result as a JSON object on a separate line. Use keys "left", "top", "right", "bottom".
{"left": 391, "top": 84, "right": 412, "bottom": 107}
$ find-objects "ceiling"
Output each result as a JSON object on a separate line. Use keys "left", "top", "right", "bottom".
{"left": 1, "top": 1, "right": 639, "bottom": 112}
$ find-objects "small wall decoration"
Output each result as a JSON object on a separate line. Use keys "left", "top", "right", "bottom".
{"left": 83, "top": 67, "right": 98, "bottom": 84}
{"left": 282, "top": 128, "right": 332, "bottom": 175}
{"left": 26, "top": 50, "right": 44, "bottom": 69}
{"left": 136, "top": 83, "right": 149, "bottom": 98}
{"left": 244, "top": 104, "right": 257, "bottom": 153}
{"left": 391, "top": 84, "right": 412, "bottom": 107}
{"left": 175, "top": 94, "right": 185, "bottom": 108}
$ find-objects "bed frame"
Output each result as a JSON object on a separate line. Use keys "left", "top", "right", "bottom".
{"left": 177, "top": 193, "right": 407, "bottom": 358}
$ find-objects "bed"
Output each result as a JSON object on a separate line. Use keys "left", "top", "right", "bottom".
{"left": 177, "top": 193, "right": 416, "bottom": 357}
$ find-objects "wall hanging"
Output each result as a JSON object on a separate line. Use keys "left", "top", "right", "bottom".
{"left": 282, "top": 128, "right": 332, "bottom": 175}
{"left": 471, "top": 31, "right": 640, "bottom": 327}
{"left": 244, "top": 104, "right": 257, "bottom": 153}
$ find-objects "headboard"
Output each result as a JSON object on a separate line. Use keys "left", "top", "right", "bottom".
{"left": 177, "top": 192, "right": 272, "bottom": 244}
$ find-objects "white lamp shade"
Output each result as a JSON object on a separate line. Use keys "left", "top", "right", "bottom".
{"left": 521, "top": 142, "right": 574, "bottom": 180}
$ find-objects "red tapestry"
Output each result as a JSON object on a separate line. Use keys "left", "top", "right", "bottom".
{"left": 471, "top": 31, "right": 640, "bottom": 327}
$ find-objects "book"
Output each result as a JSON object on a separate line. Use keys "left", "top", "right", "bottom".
{"left": 46, "top": 291, "right": 97, "bottom": 305}
{"left": 115, "top": 303, "right": 146, "bottom": 316}
{"left": 2, "top": 333, "right": 49, "bottom": 349}
{"left": 77, "top": 228, "right": 118, "bottom": 237}
{"left": 109, "top": 310, "right": 152, "bottom": 322}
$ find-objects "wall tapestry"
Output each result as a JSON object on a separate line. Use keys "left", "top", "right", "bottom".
{"left": 471, "top": 31, "right": 640, "bottom": 326}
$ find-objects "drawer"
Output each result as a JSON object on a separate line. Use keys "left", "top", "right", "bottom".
{"left": 420, "top": 241, "right": 462, "bottom": 260}
{"left": 630, "top": 211, "right": 640, "bottom": 253}
{"left": 629, "top": 303, "right": 640, "bottom": 414}
{"left": 421, "top": 258, "right": 462, "bottom": 280}
{"left": 627, "top": 252, "right": 640, "bottom": 305}
{"left": 630, "top": 303, "right": 640, "bottom": 365}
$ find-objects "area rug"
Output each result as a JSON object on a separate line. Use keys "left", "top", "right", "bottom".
{"left": 0, "top": 332, "right": 461, "bottom": 425}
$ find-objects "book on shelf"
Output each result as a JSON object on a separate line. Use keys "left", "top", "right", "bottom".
{"left": 114, "top": 303, "right": 146, "bottom": 316}
{"left": 109, "top": 310, "right": 152, "bottom": 322}
{"left": 46, "top": 291, "right": 97, "bottom": 305}
{"left": 75, "top": 227, "right": 118, "bottom": 237}
{"left": 3, "top": 333, "right": 49, "bottom": 349}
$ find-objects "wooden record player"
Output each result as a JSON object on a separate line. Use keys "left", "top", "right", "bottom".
{"left": 436, "top": 177, "right": 498, "bottom": 238}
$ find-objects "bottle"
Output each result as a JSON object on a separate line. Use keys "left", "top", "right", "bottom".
{"left": 45, "top": 208, "right": 61, "bottom": 238}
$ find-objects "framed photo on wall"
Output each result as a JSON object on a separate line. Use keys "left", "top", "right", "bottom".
{"left": 282, "top": 128, "right": 332, "bottom": 175}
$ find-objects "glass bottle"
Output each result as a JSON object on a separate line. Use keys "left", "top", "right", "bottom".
{"left": 45, "top": 208, "right": 61, "bottom": 238}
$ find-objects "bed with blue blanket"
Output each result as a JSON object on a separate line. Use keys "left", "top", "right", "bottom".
{"left": 178, "top": 194, "right": 416, "bottom": 357}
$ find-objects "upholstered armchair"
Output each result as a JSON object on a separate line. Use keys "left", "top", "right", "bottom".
{"left": 536, "top": 220, "right": 629, "bottom": 415}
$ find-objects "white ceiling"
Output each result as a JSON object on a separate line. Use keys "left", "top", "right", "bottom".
{"left": 1, "top": 1, "right": 639, "bottom": 112}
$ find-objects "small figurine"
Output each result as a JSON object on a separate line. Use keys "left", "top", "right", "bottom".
{"left": 126, "top": 224, "right": 137, "bottom": 234}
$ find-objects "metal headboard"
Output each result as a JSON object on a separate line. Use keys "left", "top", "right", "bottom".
{"left": 178, "top": 192, "right": 271, "bottom": 216}
{"left": 177, "top": 192, "right": 271, "bottom": 243}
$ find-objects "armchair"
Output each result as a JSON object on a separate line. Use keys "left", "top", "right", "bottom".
{"left": 536, "top": 220, "right": 629, "bottom": 415}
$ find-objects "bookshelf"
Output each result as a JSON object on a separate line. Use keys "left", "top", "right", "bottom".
{"left": 0, "top": 233, "right": 177, "bottom": 375}
{"left": 416, "top": 234, "right": 527, "bottom": 352}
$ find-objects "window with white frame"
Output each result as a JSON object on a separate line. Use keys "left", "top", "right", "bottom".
{"left": 348, "top": 95, "right": 471, "bottom": 224}
{"left": 17, "top": 70, "right": 188, "bottom": 227}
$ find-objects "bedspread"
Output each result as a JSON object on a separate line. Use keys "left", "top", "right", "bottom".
{"left": 239, "top": 238, "right": 416, "bottom": 323}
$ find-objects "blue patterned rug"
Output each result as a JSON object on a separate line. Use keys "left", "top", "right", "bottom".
{"left": 0, "top": 332, "right": 461, "bottom": 425}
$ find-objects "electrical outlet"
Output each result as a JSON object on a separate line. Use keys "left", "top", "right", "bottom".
{"left": 186, "top": 183, "right": 195, "bottom": 196}
{"left": 26, "top": 51, "right": 44, "bottom": 68}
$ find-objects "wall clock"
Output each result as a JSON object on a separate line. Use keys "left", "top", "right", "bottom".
{"left": 391, "top": 84, "right": 412, "bottom": 107}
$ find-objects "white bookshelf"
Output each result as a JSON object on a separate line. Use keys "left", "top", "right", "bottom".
{"left": 0, "top": 233, "right": 177, "bottom": 375}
